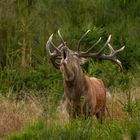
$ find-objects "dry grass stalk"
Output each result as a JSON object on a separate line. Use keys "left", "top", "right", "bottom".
{"left": 0, "top": 95, "right": 43, "bottom": 138}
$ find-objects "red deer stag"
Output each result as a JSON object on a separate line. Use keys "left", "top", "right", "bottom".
{"left": 46, "top": 30, "right": 125, "bottom": 120}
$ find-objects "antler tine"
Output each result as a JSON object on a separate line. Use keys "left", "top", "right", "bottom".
{"left": 84, "top": 37, "right": 102, "bottom": 54}
{"left": 46, "top": 34, "right": 54, "bottom": 57}
{"left": 97, "top": 35, "right": 111, "bottom": 55}
{"left": 77, "top": 29, "right": 90, "bottom": 53}
{"left": 58, "top": 43, "right": 63, "bottom": 49}
{"left": 110, "top": 59, "right": 123, "bottom": 69}
{"left": 48, "top": 34, "right": 61, "bottom": 54}
{"left": 58, "top": 30, "right": 66, "bottom": 46}
{"left": 108, "top": 44, "right": 125, "bottom": 54}
{"left": 107, "top": 44, "right": 125, "bottom": 69}
{"left": 46, "top": 34, "right": 61, "bottom": 69}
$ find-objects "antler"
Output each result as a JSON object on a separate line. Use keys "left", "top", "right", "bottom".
{"left": 46, "top": 34, "right": 62, "bottom": 69}
{"left": 46, "top": 30, "right": 68, "bottom": 69}
{"left": 77, "top": 30, "right": 90, "bottom": 53}
{"left": 76, "top": 33, "right": 125, "bottom": 69}
{"left": 58, "top": 30, "right": 66, "bottom": 46}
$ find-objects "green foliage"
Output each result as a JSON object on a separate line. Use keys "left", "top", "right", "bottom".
{"left": 120, "top": 92, "right": 140, "bottom": 117}
{"left": 84, "top": 60, "right": 132, "bottom": 91}
{"left": 0, "top": 0, "right": 140, "bottom": 93}
{"left": 7, "top": 121, "right": 46, "bottom": 140}
{"left": 7, "top": 118, "right": 140, "bottom": 140}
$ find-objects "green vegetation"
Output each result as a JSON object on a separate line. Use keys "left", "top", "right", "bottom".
{"left": 7, "top": 119, "right": 140, "bottom": 140}
{"left": 0, "top": 0, "right": 140, "bottom": 92}
{"left": 0, "top": 0, "right": 140, "bottom": 139}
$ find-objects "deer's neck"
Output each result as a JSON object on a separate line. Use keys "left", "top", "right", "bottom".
{"left": 64, "top": 69, "right": 88, "bottom": 101}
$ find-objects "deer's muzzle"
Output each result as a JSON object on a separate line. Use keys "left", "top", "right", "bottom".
{"left": 61, "top": 47, "right": 69, "bottom": 64}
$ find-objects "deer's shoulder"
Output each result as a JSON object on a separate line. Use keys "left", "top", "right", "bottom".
{"left": 89, "top": 77, "right": 104, "bottom": 86}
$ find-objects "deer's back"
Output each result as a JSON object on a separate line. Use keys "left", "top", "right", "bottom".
{"left": 86, "top": 76, "right": 106, "bottom": 114}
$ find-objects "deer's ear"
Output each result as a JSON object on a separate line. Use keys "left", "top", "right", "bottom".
{"left": 79, "top": 58, "right": 88, "bottom": 65}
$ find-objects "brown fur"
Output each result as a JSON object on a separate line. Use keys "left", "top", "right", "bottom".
{"left": 60, "top": 50, "right": 106, "bottom": 119}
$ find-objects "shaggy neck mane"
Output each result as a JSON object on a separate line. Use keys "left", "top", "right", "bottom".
{"left": 64, "top": 68, "right": 88, "bottom": 101}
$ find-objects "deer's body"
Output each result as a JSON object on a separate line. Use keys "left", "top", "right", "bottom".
{"left": 61, "top": 59, "right": 106, "bottom": 117}
{"left": 46, "top": 29, "right": 124, "bottom": 120}
{"left": 64, "top": 76, "right": 106, "bottom": 117}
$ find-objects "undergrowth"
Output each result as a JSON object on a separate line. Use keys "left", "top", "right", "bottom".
{"left": 7, "top": 118, "right": 140, "bottom": 140}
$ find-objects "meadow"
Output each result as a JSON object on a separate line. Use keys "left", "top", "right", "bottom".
{"left": 0, "top": 0, "right": 140, "bottom": 139}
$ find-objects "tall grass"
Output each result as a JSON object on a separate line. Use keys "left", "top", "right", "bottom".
{"left": 7, "top": 117, "right": 140, "bottom": 140}
{"left": 0, "top": 87, "right": 138, "bottom": 139}
{"left": 0, "top": 93, "right": 43, "bottom": 138}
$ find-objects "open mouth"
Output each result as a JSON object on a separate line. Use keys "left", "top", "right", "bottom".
{"left": 63, "top": 50, "right": 67, "bottom": 59}
{"left": 61, "top": 47, "right": 68, "bottom": 60}
{"left": 61, "top": 47, "right": 69, "bottom": 65}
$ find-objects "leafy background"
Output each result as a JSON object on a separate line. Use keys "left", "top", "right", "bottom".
{"left": 0, "top": 0, "right": 140, "bottom": 139}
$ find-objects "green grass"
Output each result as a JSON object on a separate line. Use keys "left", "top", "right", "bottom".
{"left": 7, "top": 118, "right": 140, "bottom": 140}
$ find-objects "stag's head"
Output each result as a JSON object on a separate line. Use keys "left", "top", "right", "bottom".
{"left": 46, "top": 30, "right": 125, "bottom": 81}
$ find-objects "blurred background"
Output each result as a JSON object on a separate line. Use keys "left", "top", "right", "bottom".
{"left": 0, "top": 0, "right": 140, "bottom": 139}
{"left": 0, "top": 0, "right": 140, "bottom": 93}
